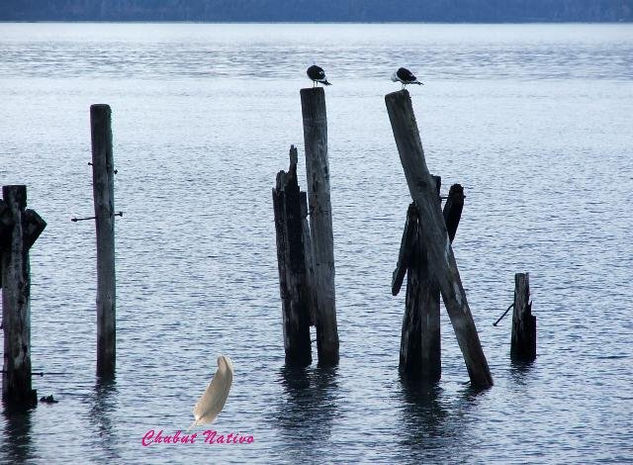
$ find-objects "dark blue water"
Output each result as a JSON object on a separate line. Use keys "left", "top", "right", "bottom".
{"left": 1, "top": 23, "right": 632, "bottom": 464}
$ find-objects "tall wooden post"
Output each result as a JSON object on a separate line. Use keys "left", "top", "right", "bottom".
{"left": 272, "top": 146, "right": 312, "bottom": 366}
{"left": 300, "top": 87, "right": 339, "bottom": 365}
{"left": 385, "top": 89, "right": 492, "bottom": 388}
{"left": 91, "top": 104, "right": 116, "bottom": 379}
{"left": 511, "top": 273, "right": 536, "bottom": 361}
{"left": 1, "top": 185, "right": 46, "bottom": 409}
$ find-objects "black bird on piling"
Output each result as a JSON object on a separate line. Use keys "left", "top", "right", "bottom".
{"left": 307, "top": 65, "right": 332, "bottom": 87}
{"left": 391, "top": 67, "right": 424, "bottom": 88}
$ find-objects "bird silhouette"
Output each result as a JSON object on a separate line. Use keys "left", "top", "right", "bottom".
{"left": 307, "top": 64, "right": 332, "bottom": 87}
{"left": 391, "top": 67, "right": 424, "bottom": 88}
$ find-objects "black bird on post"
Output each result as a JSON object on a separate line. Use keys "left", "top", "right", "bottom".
{"left": 307, "top": 65, "right": 332, "bottom": 87}
{"left": 391, "top": 67, "right": 424, "bottom": 88}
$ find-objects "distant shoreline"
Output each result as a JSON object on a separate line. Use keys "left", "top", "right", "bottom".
{"left": 3, "top": 0, "right": 630, "bottom": 23}
{"left": 1, "top": 20, "right": 632, "bottom": 24}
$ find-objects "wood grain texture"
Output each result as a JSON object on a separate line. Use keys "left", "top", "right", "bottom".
{"left": 511, "top": 273, "right": 536, "bottom": 361}
{"left": 301, "top": 87, "right": 339, "bottom": 366}
{"left": 272, "top": 145, "right": 312, "bottom": 366}
{"left": 386, "top": 89, "right": 492, "bottom": 388}
{"left": 397, "top": 202, "right": 442, "bottom": 381}
{"left": 396, "top": 175, "right": 441, "bottom": 381}
{"left": 397, "top": 178, "right": 468, "bottom": 382}
{"left": 91, "top": 104, "right": 116, "bottom": 379}
{"left": 1, "top": 185, "right": 37, "bottom": 408}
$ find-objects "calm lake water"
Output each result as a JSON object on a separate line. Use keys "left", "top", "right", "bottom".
{"left": 1, "top": 23, "right": 632, "bottom": 464}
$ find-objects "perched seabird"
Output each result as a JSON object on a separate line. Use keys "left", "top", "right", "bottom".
{"left": 391, "top": 67, "right": 424, "bottom": 88}
{"left": 307, "top": 65, "right": 332, "bottom": 87}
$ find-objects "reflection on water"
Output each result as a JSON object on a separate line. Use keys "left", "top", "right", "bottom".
{"left": 274, "top": 366, "right": 339, "bottom": 452}
{"left": 1, "top": 410, "right": 32, "bottom": 465}
{"left": 86, "top": 379, "right": 121, "bottom": 461}
{"left": 509, "top": 359, "right": 536, "bottom": 386}
{"left": 397, "top": 376, "right": 490, "bottom": 460}
{"left": 398, "top": 378, "right": 449, "bottom": 449}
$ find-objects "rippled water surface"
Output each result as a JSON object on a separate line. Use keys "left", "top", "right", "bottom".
{"left": 1, "top": 23, "right": 632, "bottom": 464}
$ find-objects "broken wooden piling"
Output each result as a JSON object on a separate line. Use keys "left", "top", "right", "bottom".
{"left": 1, "top": 185, "right": 46, "bottom": 408}
{"left": 91, "top": 104, "right": 116, "bottom": 379}
{"left": 300, "top": 87, "right": 339, "bottom": 366}
{"left": 443, "top": 184, "right": 465, "bottom": 243}
{"left": 394, "top": 180, "right": 465, "bottom": 382}
{"left": 272, "top": 146, "right": 312, "bottom": 366}
{"left": 394, "top": 177, "right": 441, "bottom": 381}
{"left": 385, "top": 89, "right": 493, "bottom": 388}
{"left": 511, "top": 273, "right": 536, "bottom": 362}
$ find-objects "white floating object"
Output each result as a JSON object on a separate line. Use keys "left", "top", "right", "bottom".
{"left": 189, "top": 355, "right": 233, "bottom": 430}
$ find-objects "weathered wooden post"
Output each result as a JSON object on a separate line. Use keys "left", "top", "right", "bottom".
{"left": 273, "top": 146, "right": 312, "bottom": 366}
{"left": 443, "top": 184, "right": 464, "bottom": 243}
{"left": 394, "top": 181, "right": 465, "bottom": 382}
{"left": 302, "top": 203, "right": 316, "bottom": 327}
{"left": 1, "top": 185, "right": 46, "bottom": 409}
{"left": 91, "top": 104, "right": 116, "bottom": 379}
{"left": 511, "top": 273, "right": 536, "bottom": 362}
{"left": 399, "top": 206, "right": 442, "bottom": 381}
{"left": 385, "top": 89, "right": 492, "bottom": 388}
{"left": 300, "top": 87, "right": 339, "bottom": 365}
{"left": 394, "top": 177, "right": 441, "bottom": 381}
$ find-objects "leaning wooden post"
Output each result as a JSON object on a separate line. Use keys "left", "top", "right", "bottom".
{"left": 300, "top": 87, "right": 339, "bottom": 365}
{"left": 511, "top": 273, "right": 536, "bottom": 362}
{"left": 1, "top": 185, "right": 46, "bottom": 409}
{"left": 385, "top": 89, "right": 492, "bottom": 388}
{"left": 272, "top": 146, "right": 312, "bottom": 366}
{"left": 91, "top": 104, "right": 116, "bottom": 379}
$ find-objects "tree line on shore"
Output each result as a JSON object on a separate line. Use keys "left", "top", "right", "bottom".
{"left": 2, "top": 0, "right": 631, "bottom": 22}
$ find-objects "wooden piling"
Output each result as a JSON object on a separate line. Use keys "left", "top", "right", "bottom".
{"left": 397, "top": 205, "right": 441, "bottom": 381}
{"left": 301, "top": 203, "right": 317, "bottom": 327}
{"left": 394, "top": 177, "right": 442, "bottom": 381}
{"left": 91, "top": 104, "right": 116, "bottom": 379}
{"left": 385, "top": 89, "right": 492, "bottom": 388}
{"left": 443, "top": 184, "right": 464, "bottom": 243}
{"left": 300, "top": 87, "right": 339, "bottom": 365}
{"left": 272, "top": 146, "right": 312, "bottom": 366}
{"left": 394, "top": 180, "right": 465, "bottom": 382}
{"left": 0, "top": 204, "right": 11, "bottom": 289}
{"left": 511, "top": 273, "right": 536, "bottom": 362}
{"left": 1, "top": 185, "right": 46, "bottom": 408}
